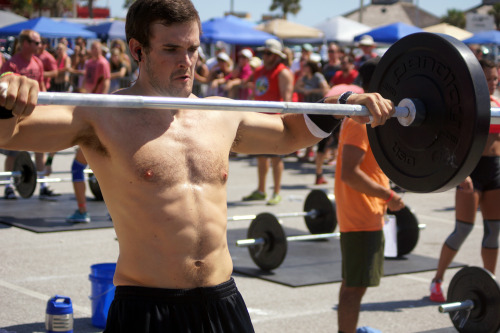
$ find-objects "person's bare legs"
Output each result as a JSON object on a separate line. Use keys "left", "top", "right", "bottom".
{"left": 434, "top": 188, "right": 478, "bottom": 282}
{"left": 257, "top": 156, "right": 270, "bottom": 194}
{"left": 478, "top": 188, "right": 500, "bottom": 274}
{"left": 73, "top": 148, "right": 88, "bottom": 214}
{"left": 338, "top": 281, "right": 367, "bottom": 333}
{"left": 270, "top": 156, "right": 283, "bottom": 195}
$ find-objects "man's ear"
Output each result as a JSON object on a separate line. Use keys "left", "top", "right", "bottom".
{"left": 128, "top": 38, "right": 142, "bottom": 63}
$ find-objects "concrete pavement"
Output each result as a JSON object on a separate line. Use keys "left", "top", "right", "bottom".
{"left": 0, "top": 149, "right": 495, "bottom": 332}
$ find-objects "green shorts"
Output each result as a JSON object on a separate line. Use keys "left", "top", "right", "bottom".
{"left": 340, "top": 230, "right": 384, "bottom": 287}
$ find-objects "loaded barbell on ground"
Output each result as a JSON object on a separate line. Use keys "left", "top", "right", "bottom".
{"left": 0, "top": 151, "right": 103, "bottom": 200}
{"left": 229, "top": 190, "right": 337, "bottom": 234}
{"left": 236, "top": 208, "right": 422, "bottom": 271}
{"left": 1, "top": 32, "right": 499, "bottom": 193}
{"left": 438, "top": 266, "right": 500, "bottom": 333}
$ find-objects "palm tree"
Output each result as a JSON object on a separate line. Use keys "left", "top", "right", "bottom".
{"left": 269, "top": 0, "right": 301, "bottom": 20}
{"left": 441, "top": 9, "right": 466, "bottom": 29}
{"left": 488, "top": 3, "right": 500, "bottom": 30}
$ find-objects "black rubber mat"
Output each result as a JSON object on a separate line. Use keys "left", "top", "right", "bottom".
{"left": 0, "top": 194, "right": 112, "bottom": 232}
{"left": 228, "top": 227, "right": 465, "bottom": 287}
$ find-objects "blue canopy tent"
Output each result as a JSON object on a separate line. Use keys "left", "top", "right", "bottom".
{"left": 201, "top": 15, "right": 277, "bottom": 45}
{"left": 0, "top": 17, "right": 96, "bottom": 38}
{"left": 86, "top": 20, "right": 126, "bottom": 40}
{"left": 354, "top": 22, "right": 423, "bottom": 44}
{"left": 462, "top": 30, "right": 500, "bottom": 45}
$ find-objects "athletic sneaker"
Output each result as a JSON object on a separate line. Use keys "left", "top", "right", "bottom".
{"left": 315, "top": 175, "right": 328, "bottom": 185}
{"left": 266, "top": 193, "right": 282, "bottom": 206}
{"left": 4, "top": 187, "right": 17, "bottom": 200}
{"left": 430, "top": 279, "right": 446, "bottom": 302}
{"left": 39, "top": 187, "right": 61, "bottom": 201}
{"left": 356, "top": 327, "right": 382, "bottom": 333}
{"left": 66, "top": 210, "right": 91, "bottom": 223}
{"left": 242, "top": 190, "right": 266, "bottom": 201}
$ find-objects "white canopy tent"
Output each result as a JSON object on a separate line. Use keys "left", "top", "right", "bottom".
{"left": 0, "top": 10, "right": 27, "bottom": 28}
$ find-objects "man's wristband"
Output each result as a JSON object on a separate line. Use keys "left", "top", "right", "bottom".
{"left": 338, "top": 91, "right": 356, "bottom": 104}
{"left": 0, "top": 72, "right": 19, "bottom": 79}
{"left": 45, "top": 156, "right": 53, "bottom": 166}
{"left": 303, "top": 97, "right": 341, "bottom": 138}
{"left": 385, "top": 190, "right": 394, "bottom": 203}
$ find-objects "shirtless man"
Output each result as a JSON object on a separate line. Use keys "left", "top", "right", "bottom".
{"left": 0, "top": 0, "right": 393, "bottom": 331}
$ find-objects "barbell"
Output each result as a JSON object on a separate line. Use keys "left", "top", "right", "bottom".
{"left": 236, "top": 207, "right": 422, "bottom": 271}
{"left": 0, "top": 151, "right": 103, "bottom": 200}
{"left": 229, "top": 189, "right": 337, "bottom": 234}
{"left": 1, "top": 33, "right": 499, "bottom": 193}
{"left": 438, "top": 266, "right": 500, "bottom": 333}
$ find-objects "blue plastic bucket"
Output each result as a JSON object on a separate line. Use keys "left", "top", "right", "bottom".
{"left": 89, "top": 263, "right": 116, "bottom": 328}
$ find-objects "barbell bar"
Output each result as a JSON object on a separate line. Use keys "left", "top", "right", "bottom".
{"left": 437, "top": 266, "right": 500, "bottom": 333}
{"left": 229, "top": 189, "right": 337, "bottom": 234}
{"left": 1, "top": 33, "right": 500, "bottom": 193}
{"left": 0, "top": 169, "right": 94, "bottom": 177}
{"left": 6, "top": 91, "right": 500, "bottom": 125}
{"left": 236, "top": 208, "right": 423, "bottom": 271}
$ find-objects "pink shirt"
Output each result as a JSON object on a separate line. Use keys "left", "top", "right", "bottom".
{"left": 36, "top": 50, "right": 57, "bottom": 90}
{"left": 1, "top": 53, "right": 44, "bottom": 89}
{"left": 83, "top": 56, "right": 111, "bottom": 93}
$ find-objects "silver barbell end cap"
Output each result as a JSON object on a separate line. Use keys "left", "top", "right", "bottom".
{"left": 397, "top": 98, "right": 417, "bottom": 127}
{"left": 397, "top": 98, "right": 426, "bottom": 127}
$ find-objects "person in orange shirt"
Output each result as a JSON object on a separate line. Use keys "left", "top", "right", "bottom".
{"left": 334, "top": 58, "right": 404, "bottom": 333}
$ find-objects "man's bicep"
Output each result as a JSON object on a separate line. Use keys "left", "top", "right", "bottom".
{"left": 232, "top": 112, "right": 285, "bottom": 154}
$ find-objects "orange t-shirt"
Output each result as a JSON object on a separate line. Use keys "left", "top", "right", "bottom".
{"left": 334, "top": 118, "right": 389, "bottom": 232}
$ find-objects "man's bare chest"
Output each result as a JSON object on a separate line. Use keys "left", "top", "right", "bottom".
{"left": 95, "top": 112, "right": 232, "bottom": 186}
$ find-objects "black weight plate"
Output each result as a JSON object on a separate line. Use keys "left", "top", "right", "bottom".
{"left": 303, "top": 190, "right": 337, "bottom": 234}
{"left": 368, "top": 32, "right": 490, "bottom": 193}
{"left": 247, "top": 213, "right": 287, "bottom": 271}
{"left": 447, "top": 266, "right": 500, "bottom": 333}
{"left": 388, "top": 206, "right": 419, "bottom": 256}
{"left": 13, "top": 151, "right": 36, "bottom": 198}
{"left": 87, "top": 172, "right": 103, "bottom": 201}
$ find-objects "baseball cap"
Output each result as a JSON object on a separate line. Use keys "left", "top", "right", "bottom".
{"left": 239, "top": 49, "right": 253, "bottom": 59}
{"left": 217, "top": 52, "right": 231, "bottom": 63}
{"left": 359, "top": 35, "right": 375, "bottom": 46}
{"left": 302, "top": 43, "right": 313, "bottom": 52}
{"left": 257, "top": 39, "right": 286, "bottom": 59}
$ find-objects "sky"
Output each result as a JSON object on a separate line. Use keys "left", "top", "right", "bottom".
{"left": 97, "top": 0, "right": 485, "bottom": 26}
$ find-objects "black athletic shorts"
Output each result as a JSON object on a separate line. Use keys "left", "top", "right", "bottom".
{"left": 470, "top": 156, "right": 500, "bottom": 192}
{"left": 103, "top": 278, "right": 254, "bottom": 333}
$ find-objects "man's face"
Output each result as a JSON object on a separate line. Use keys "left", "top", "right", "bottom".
{"left": 25, "top": 32, "right": 41, "bottom": 55}
{"left": 143, "top": 21, "right": 200, "bottom": 97}
{"left": 328, "top": 46, "right": 339, "bottom": 61}
{"left": 261, "top": 50, "right": 279, "bottom": 67}
{"left": 90, "top": 43, "right": 101, "bottom": 58}
{"left": 484, "top": 66, "right": 498, "bottom": 96}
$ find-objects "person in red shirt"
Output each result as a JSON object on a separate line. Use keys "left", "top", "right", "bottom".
{"left": 0, "top": 29, "right": 59, "bottom": 200}
{"left": 35, "top": 38, "right": 58, "bottom": 91}
{"left": 67, "top": 40, "right": 111, "bottom": 223}
{"left": 242, "top": 39, "right": 294, "bottom": 205}
{"left": 430, "top": 59, "right": 500, "bottom": 302}
{"left": 330, "top": 55, "right": 358, "bottom": 87}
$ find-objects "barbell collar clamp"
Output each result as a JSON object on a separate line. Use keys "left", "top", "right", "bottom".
{"left": 236, "top": 231, "right": 339, "bottom": 247}
{"left": 438, "top": 300, "right": 474, "bottom": 313}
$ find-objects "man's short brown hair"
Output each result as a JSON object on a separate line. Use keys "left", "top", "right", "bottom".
{"left": 125, "top": 0, "right": 201, "bottom": 51}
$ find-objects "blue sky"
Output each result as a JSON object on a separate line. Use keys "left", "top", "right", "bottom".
{"left": 100, "top": 0, "right": 484, "bottom": 25}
